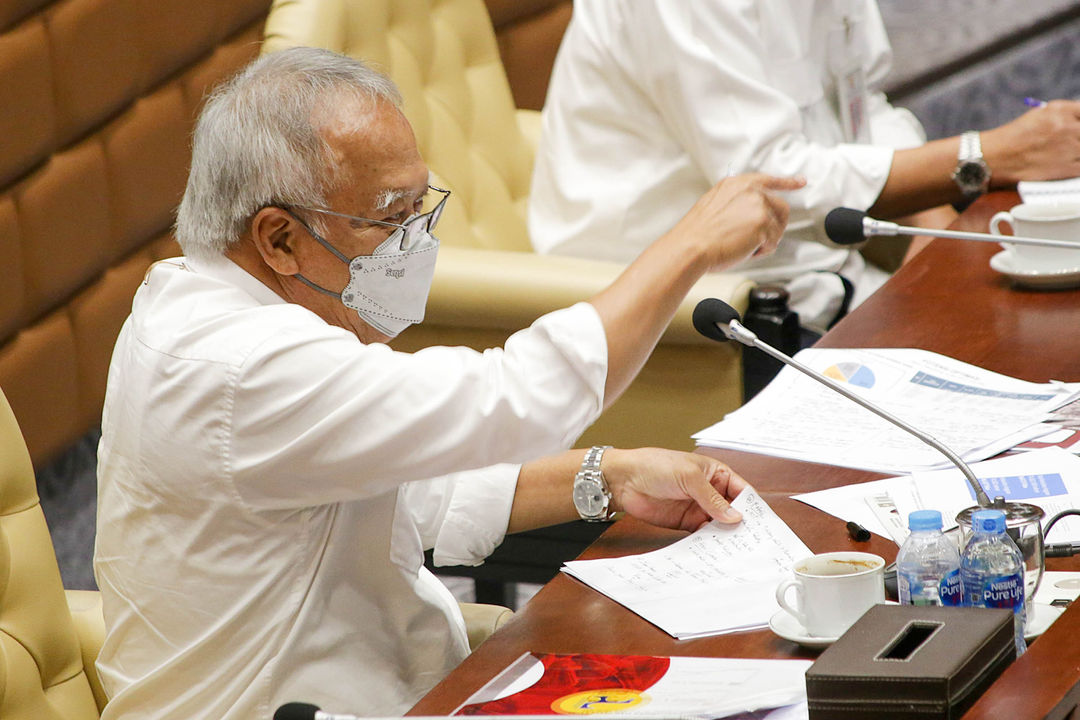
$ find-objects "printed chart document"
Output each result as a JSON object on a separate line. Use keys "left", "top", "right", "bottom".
{"left": 455, "top": 651, "right": 811, "bottom": 719}
{"left": 794, "top": 447, "right": 1080, "bottom": 546}
{"left": 693, "top": 348, "right": 1079, "bottom": 474}
{"left": 561, "top": 490, "right": 811, "bottom": 639}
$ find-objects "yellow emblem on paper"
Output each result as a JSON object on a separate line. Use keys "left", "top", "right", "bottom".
{"left": 550, "top": 688, "right": 649, "bottom": 714}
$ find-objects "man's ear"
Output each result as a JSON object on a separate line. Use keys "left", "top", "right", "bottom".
{"left": 250, "top": 207, "right": 302, "bottom": 275}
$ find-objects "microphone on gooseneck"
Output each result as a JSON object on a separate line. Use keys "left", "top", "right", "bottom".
{"left": 275, "top": 704, "right": 322, "bottom": 720}
{"left": 691, "top": 298, "right": 996, "bottom": 509}
{"left": 823, "top": 207, "right": 1080, "bottom": 249}
{"left": 275, "top": 703, "right": 362, "bottom": 720}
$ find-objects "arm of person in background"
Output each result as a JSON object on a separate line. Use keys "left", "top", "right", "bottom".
{"left": 621, "top": 2, "right": 896, "bottom": 229}
{"left": 590, "top": 172, "right": 803, "bottom": 406}
{"left": 508, "top": 448, "right": 749, "bottom": 533}
{"left": 871, "top": 100, "right": 1080, "bottom": 219}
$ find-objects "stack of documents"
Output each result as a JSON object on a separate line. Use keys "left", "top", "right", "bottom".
{"left": 561, "top": 489, "right": 810, "bottom": 639}
{"left": 693, "top": 348, "right": 1080, "bottom": 475}
{"left": 1011, "top": 399, "right": 1080, "bottom": 455}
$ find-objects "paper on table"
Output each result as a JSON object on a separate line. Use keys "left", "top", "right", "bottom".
{"left": 895, "top": 447, "right": 1080, "bottom": 542}
{"left": 693, "top": 348, "right": 1079, "bottom": 474}
{"left": 794, "top": 447, "right": 1080, "bottom": 546}
{"left": 561, "top": 489, "right": 811, "bottom": 639}
{"left": 1018, "top": 177, "right": 1080, "bottom": 205}
{"left": 454, "top": 652, "right": 812, "bottom": 719}
{"left": 1011, "top": 426, "right": 1080, "bottom": 454}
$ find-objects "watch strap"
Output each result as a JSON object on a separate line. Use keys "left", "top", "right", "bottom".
{"left": 953, "top": 130, "right": 990, "bottom": 198}
{"left": 574, "top": 445, "right": 614, "bottom": 522}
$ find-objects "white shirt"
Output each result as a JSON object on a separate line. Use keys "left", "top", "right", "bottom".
{"left": 94, "top": 257, "right": 608, "bottom": 719}
{"left": 529, "top": 0, "right": 926, "bottom": 330}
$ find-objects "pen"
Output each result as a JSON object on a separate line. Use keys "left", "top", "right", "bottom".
{"left": 1024, "top": 96, "right": 1047, "bottom": 108}
{"left": 846, "top": 520, "right": 871, "bottom": 542}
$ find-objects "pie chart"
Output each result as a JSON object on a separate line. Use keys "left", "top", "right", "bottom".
{"left": 823, "top": 362, "right": 875, "bottom": 388}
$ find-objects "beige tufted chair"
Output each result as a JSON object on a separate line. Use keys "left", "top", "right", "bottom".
{"left": 0, "top": 385, "right": 107, "bottom": 719}
{"left": 261, "top": 0, "right": 752, "bottom": 452}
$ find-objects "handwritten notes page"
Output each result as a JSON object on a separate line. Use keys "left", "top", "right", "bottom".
{"left": 561, "top": 489, "right": 811, "bottom": 639}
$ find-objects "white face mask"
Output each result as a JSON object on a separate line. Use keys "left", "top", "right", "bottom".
{"left": 287, "top": 187, "right": 449, "bottom": 338}
{"left": 337, "top": 227, "right": 439, "bottom": 337}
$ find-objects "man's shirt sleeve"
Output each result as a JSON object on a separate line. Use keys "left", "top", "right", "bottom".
{"left": 227, "top": 303, "right": 606, "bottom": 510}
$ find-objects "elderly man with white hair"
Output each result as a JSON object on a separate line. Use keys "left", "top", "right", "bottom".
{"left": 93, "top": 47, "right": 802, "bottom": 719}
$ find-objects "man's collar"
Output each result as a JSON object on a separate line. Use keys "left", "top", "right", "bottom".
{"left": 184, "top": 255, "right": 287, "bottom": 307}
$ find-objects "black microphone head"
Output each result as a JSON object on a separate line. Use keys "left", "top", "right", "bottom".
{"left": 824, "top": 207, "right": 868, "bottom": 245}
{"left": 692, "top": 298, "right": 741, "bottom": 343}
{"left": 275, "top": 703, "right": 319, "bottom": 720}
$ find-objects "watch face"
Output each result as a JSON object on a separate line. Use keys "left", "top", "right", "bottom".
{"left": 573, "top": 477, "right": 607, "bottom": 517}
{"left": 956, "top": 160, "right": 988, "bottom": 190}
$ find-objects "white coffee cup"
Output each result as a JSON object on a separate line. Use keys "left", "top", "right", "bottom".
{"left": 989, "top": 203, "right": 1080, "bottom": 272}
{"left": 775, "top": 551, "right": 885, "bottom": 638}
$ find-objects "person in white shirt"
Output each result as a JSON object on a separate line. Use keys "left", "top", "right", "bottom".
{"left": 93, "top": 48, "right": 803, "bottom": 719}
{"left": 530, "top": 0, "right": 1080, "bottom": 332}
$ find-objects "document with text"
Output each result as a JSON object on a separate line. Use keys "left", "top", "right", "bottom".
{"left": 794, "top": 447, "right": 1080, "bottom": 546}
{"left": 561, "top": 489, "right": 811, "bottom": 640}
{"left": 693, "top": 348, "right": 1079, "bottom": 474}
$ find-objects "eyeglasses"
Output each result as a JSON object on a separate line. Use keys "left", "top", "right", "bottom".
{"left": 293, "top": 185, "right": 450, "bottom": 252}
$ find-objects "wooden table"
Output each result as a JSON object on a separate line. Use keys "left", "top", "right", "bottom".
{"left": 410, "top": 193, "right": 1080, "bottom": 719}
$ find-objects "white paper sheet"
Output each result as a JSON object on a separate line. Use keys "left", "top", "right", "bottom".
{"left": 1018, "top": 177, "right": 1080, "bottom": 205}
{"left": 561, "top": 489, "right": 811, "bottom": 639}
{"left": 693, "top": 348, "right": 1079, "bottom": 474}
{"left": 794, "top": 447, "right": 1080, "bottom": 546}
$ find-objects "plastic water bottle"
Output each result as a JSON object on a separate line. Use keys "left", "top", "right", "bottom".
{"left": 897, "top": 510, "right": 963, "bottom": 607}
{"left": 961, "top": 509, "right": 1027, "bottom": 656}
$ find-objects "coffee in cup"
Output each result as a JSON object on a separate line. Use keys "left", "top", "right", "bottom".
{"left": 775, "top": 551, "right": 885, "bottom": 638}
{"left": 989, "top": 203, "right": 1080, "bottom": 273}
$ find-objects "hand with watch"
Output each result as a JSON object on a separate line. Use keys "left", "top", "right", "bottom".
{"left": 572, "top": 446, "right": 748, "bottom": 532}
{"left": 956, "top": 101, "right": 1080, "bottom": 197}
{"left": 951, "top": 130, "right": 990, "bottom": 199}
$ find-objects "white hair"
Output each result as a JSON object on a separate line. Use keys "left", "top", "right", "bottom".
{"left": 175, "top": 47, "right": 402, "bottom": 261}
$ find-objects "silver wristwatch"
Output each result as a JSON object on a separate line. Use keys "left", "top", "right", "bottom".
{"left": 572, "top": 445, "right": 614, "bottom": 522}
{"left": 952, "top": 130, "right": 991, "bottom": 198}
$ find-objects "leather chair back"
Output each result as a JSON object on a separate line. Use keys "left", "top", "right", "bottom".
{"left": 0, "top": 386, "right": 98, "bottom": 719}
{"left": 262, "top": 0, "right": 535, "bottom": 252}
{"left": 0, "top": 0, "right": 271, "bottom": 470}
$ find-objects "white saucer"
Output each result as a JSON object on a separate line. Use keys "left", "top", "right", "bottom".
{"left": 767, "top": 602, "right": 1056, "bottom": 647}
{"left": 768, "top": 610, "right": 837, "bottom": 648}
{"left": 1025, "top": 602, "right": 1065, "bottom": 641}
{"left": 989, "top": 250, "right": 1080, "bottom": 290}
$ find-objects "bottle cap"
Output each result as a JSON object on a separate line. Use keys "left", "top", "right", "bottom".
{"left": 908, "top": 509, "right": 943, "bottom": 531}
{"left": 971, "top": 509, "right": 1006, "bottom": 534}
{"left": 955, "top": 501, "right": 1044, "bottom": 531}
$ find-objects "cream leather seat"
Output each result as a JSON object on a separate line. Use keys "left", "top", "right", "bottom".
{"left": 0, "top": 386, "right": 106, "bottom": 719}
{"left": 261, "top": 0, "right": 752, "bottom": 451}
